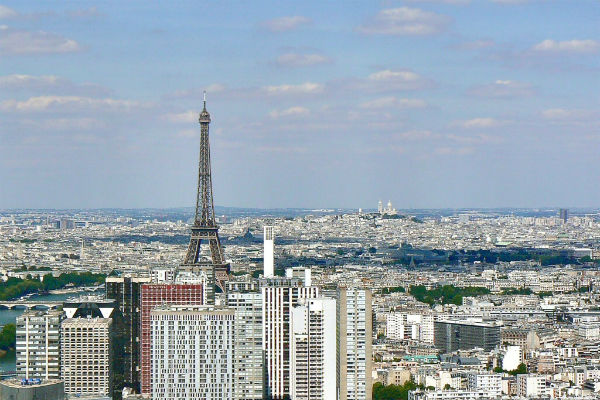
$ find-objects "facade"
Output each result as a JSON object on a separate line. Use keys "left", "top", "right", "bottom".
{"left": 150, "top": 305, "right": 234, "bottom": 400}
{"left": 105, "top": 275, "right": 151, "bottom": 392}
{"left": 15, "top": 310, "right": 62, "bottom": 380}
{"left": 262, "top": 276, "right": 319, "bottom": 399}
{"left": 467, "top": 373, "right": 502, "bottom": 398}
{"left": 60, "top": 317, "right": 112, "bottom": 397}
{"left": 386, "top": 312, "right": 434, "bottom": 343}
{"left": 516, "top": 374, "right": 550, "bottom": 398}
{"left": 290, "top": 297, "right": 337, "bottom": 400}
{"left": 0, "top": 379, "right": 65, "bottom": 400}
{"left": 337, "top": 288, "right": 373, "bottom": 400}
{"left": 434, "top": 320, "right": 501, "bottom": 353}
{"left": 139, "top": 283, "right": 204, "bottom": 394}
{"left": 227, "top": 291, "right": 264, "bottom": 400}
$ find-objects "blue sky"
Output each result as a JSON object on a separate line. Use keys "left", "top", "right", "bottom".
{"left": 1, "top": 1, "right": 598, "bottom": 209}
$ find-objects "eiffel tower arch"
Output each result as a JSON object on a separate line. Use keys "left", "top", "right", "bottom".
{"left": 180, "top": 93, "right": 229, "bottom": 304}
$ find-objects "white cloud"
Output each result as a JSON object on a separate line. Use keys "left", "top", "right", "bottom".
{"left": 541, "top": 108, "right": 596, "bottom": 120}
{"left": 263, "top": 82, "right": 323, "bottom": 95}
{"left": 345, "top": 69, "right": 433, "bottom": 92}
{"left": 360, "top": 96, "right": 427, "bottom": 109}
{"left": 260, "top": 16, "right": 312, "bottom": 32}
{"left": 0, "top": 6, "right": 17, "bottom": 19}
{"left": 467, "top": 80, "right": 535, "bottom": 98}
{"left": 405, "top": 0, "right": 470, "bottom": 4}
{"left": 434, "top": 146, "right": 474, "bottom": 155}
{"left": 0, "top": 74, "right": 59, "bottom": 87}
{"left": 269, "top": 106, "right": 310, "bottom": 119}
{"left": 491, "top": 0, "right": 541, "bottom": 3}
{"left": 0, "top": 74, "right": 109, "bottom": 96}
{"left": 368, "top": 70, "right": 421, "bottom": 82}
{"left": 0, "top": 96, "right": 142, "bottom": 112}
{"left": 357, "top": 7, "right": 450, "bottom": 36}
{"left": 456, "top": 117, "right": 504, "bottom": 129}
{"left": 447, "top": 133, "right": 502, "bottom": 144}
{"left": 533, "top": 39, "right": 599, "bottom": 54}
{"left": 163, "top": 111, "right": 198, "bottom": 123}
{"left": 0, "top": 26, "right": 81, "bottom": 55}
{"left": 275, "top": 53, "right": 331, "bottom": 67}
{"left": 394, "top": 130, "right": 437, "bottom": 140}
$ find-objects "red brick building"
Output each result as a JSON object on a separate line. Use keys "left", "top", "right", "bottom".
{"left": 139, "top": 284, "right": 204, "bottom": 394}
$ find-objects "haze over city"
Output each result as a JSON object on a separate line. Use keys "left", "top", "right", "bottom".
{"left": 1, "top": 1, "right": 598, "bottom": 210}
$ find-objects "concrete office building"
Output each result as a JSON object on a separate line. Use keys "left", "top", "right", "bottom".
{"left": 16, "top": 310, "right": 62, "bottom": 380}
{"left": 139, "top": 283, "right": 204, "bottom": 394}
{"left": 60, "top": 317, "right": 112, "bottom": 397}
{"left": 227, "top": 291, "right": 264, "bottom": 400}
{"left": 150, "top": 305, "right": 234, "bottom": 400}
{"left": 290, "top": 297, "right": 337, "bottom": 400}
{"left": 434, "top": 319, "right": 501, "bottom": 353}
{"left": 262, "top": 273, "right": 319, "bottom": 399}
{"left": 337, "top": 288, "right": 373, "bottom": 400}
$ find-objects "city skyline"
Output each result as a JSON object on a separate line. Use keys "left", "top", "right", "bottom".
{"left": 1, "top": 1, "right": 599, "bottom": 210}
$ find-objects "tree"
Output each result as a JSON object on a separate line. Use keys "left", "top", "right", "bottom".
{"left": 0, "top": 324, "right": 16, "bottom": 350}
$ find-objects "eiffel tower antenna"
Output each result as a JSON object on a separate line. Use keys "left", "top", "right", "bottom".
{"left": 181, "top": 92, "right": 229, "bottom": 303}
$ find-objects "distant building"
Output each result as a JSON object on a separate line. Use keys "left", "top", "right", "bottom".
{"left": 290, "top": 297, "right": 337, "bottom": 400}
{"left": 150, "top": 305, "right": 234, "bottom": 400}
{"left": 434, "top": 319, "right": 500, "bottom": 352}
{"left": 16, "top": 310, "right": 62, "bottom": 380}
{"left": 338, "top": 288, "right": 373, "bottom": 400}
{"left": 559, "top": 208, "right": 568, "bottom": 223}
{"left": 61, "top": 317, "right": 112, "bottom": 397}
{"left": 264, "top": 226, "right": 275, "bottom": 278}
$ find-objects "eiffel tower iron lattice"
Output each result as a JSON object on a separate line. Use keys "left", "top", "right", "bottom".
{"left": 181, "top": 93, "right": 229, "bottom": 303}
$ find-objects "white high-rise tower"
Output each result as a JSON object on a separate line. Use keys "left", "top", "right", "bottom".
{"left": 264, "top": 226, "right": 274, "bottom": 277}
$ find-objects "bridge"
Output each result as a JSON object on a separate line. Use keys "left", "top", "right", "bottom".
{"left": 0, "top": 301, "right": 63, "bottom": 310}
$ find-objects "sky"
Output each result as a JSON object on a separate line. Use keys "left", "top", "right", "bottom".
{"left": 0, "top": 1, "right": 599, "bottom": 210}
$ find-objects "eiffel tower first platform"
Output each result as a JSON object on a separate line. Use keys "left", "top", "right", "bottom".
{"left": 180, "top": 92, "right": 229, "bottom": 304}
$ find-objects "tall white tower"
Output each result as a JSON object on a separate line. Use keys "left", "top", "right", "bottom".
{"left": 264, "top": 226, "right": 274, "bottom": 278}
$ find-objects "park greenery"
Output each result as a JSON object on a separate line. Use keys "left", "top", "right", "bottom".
{"left": 409, "top": 285, "right": 491, "bottom": 306}
{"left": 494, "top": 363, "right": 528, "bottom": 376}
{"left": 381, "top": 286, "right": 406, "bottom": 295}
{"left": 373, "top": 380, "right": 421, "bottom": 400}
{"left": 0, "top": 272, "right": 106, "bottom": 301}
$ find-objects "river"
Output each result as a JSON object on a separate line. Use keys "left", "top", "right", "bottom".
{"left": 0, "top": 289, "right": 99, "bottom": 372}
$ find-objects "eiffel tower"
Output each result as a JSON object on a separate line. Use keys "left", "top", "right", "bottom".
{"left": 181, "top": 92, "right": 229, "bottom": 304}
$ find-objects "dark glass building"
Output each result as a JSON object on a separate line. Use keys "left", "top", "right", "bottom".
{"left": 105, "top": 276, "right": 151, "bottom": 396}
{"left": 434, "top": 320, "right": 501, "bottom": 353}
